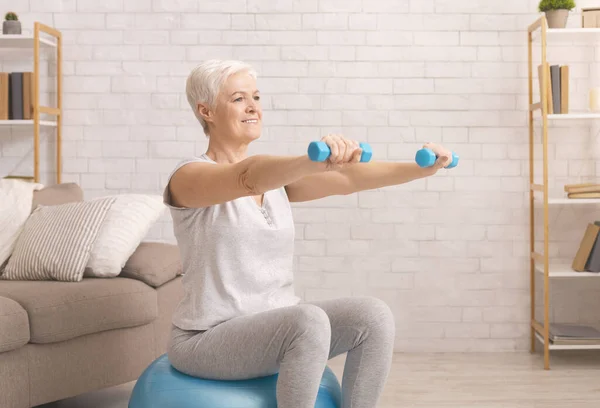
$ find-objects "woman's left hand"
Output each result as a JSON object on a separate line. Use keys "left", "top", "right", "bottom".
{"left": 422, "top": 142, "right": 452, "bottom": 171}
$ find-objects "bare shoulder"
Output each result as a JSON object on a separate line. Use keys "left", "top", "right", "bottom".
{"left": 168, "top": 159, "right": 249, "bottom": 208}
{"left": 169, "top": 161, "right": 212, "bottom": 208}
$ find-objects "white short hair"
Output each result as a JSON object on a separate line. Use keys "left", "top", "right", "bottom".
{"left": 185, "top": 60, "right": 257, "bottom": 137}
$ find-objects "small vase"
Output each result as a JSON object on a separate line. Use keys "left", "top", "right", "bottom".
{"left": 545, "top": 9, "right": 569, "bottom": 29}
{"left": 2, "top": 20, "right": 21, "bottom": 35}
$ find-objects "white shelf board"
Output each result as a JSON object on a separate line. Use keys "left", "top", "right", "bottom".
{"left": 535, "top": 332, "right": 600, "bottom": 350}
{"left": 0, "top": 34, "right": 56, "bottom": 49}
{"left": 0, "top": 119, "right": 56, "bottom": 127}
{"left": 548, "top": 197, "right": 600, "bottom": 205}
{"left": 548, "top": 113, "right": 600, "bottom": 120}
{"left": 533, "top": 112, "right": 600, "bottom": 120}
{"left": 547, "top": 28, "right": 600, "bottom": 35}
{"left": 534, "top": 196, "right": 600, "bottom": 205}
{"left": 533, "top": 28, "right": 600, "bottom": 42}
{"left": 535, "top": 263, "right": 600, "bottom": 278}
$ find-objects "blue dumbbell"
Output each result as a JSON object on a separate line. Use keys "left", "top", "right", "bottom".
{"left": 308, "top": 141, "right": 373, "bottom": 163}
{"left": 415, "top": 148, "right": 459, "bottom": 169}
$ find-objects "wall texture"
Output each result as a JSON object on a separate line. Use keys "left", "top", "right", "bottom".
{"left": 2, "top": 0, "right": 600, "bottom": 352}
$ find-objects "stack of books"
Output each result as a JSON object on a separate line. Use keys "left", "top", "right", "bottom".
{"left": 565, "top": 183, "right": 600, "bottom": 199}
{"left": 538, "top": 64, "right": 569, "bottom": 114}
{"left": 549, "top": 323, "right": 600, "bottom": 345}
{"left": 0, "top": 71, "right": 34, "bottom": 120}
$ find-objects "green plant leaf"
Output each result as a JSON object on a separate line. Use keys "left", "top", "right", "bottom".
{"left": 538, "top": 0, "right": 576, "bottom": 12}
{"left": 4, "top": 12, "right": 18, "bottom": 21}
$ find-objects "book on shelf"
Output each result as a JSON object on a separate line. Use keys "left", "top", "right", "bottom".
{"left": 549, "top": 323, "right": 600, "bottom": 345}
{"left": 572, "top": 221, "right": 600, "bottom": 272}
{"left": 582, "top": 8, "right": 600, "bottom": 28}
{"left": 537, "top": 64, "right": 569, "bottom": 114}
{"left": 0, "top": 72, "right": 34, "bottom": 120}
{"left": 568, "top": 192, "right": 600, "bottom": 198}
{"left": 565, "top": 183, "right": 600, "bottom": 194}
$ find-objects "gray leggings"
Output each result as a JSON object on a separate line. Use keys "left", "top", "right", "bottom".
{"left": 167, "top": 296, "right": 395, "bottom": 408}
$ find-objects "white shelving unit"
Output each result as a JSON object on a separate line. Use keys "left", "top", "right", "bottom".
{"left": 0, "top": 23, "right": 62, "bottom": 183}
{"left": 528, "top": 16, "right": 600, "bottom": 370}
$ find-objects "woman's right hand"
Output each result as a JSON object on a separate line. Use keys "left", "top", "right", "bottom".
{"left": 321, "top": 134, "right": 363, "bottom": 171}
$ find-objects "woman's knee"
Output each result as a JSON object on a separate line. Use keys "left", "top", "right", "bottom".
{"left": 355, "top": 296, "right": 396, "bottom": 338}
{"left": 289, "top": 304, "right": 331, "bottom": 348}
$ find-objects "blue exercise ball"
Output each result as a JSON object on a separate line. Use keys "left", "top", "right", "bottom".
{"left": 128, "top": 354, "right": 342, "bottom": 408}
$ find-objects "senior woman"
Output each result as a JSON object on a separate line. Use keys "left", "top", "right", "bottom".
{"left": 163, "top": 59, "right": 452, "bottom": 408}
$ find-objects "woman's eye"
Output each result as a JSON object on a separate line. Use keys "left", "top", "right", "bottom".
{"left": 254, "top": 96, "right": 260, "bottom": 101}
{"left": 234, "top": 97, "right": 243, "bottom": 102}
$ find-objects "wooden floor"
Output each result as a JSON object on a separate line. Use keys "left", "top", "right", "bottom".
{"left": 37, "top": 351, "right": 600, "bottom": 408}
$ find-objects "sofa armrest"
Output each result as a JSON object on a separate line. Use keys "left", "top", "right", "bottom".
{"left": 31, "top": 182, "right": 84, "bottom": 212}
{"left": 119, "top": 242, "right": 182, "bottom": 288}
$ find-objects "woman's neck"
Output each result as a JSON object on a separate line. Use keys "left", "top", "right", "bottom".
{"left": 205, "top": 139, "right": 249, "bottom": 164}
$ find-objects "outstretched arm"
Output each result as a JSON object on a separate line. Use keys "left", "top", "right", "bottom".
{"left": 285, "top": 140, "right": 450, "bottom": 203}
{"left": 285, "top": 161, "right": 435, "bottom": 202}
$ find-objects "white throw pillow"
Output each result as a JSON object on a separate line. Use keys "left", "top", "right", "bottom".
{"left": 84, "top": 194, "right": 165, "bottom": 278}
{"left": 0, "top": 179, "right": 44, "bottom": 271}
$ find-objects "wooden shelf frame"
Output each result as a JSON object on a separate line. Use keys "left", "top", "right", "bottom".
{"left": 1, "top": 22, "right": 62, "bottom": 184}
{"left": 528, "top": 14, "right": 551, "bottom": 372}
{"left": 35, "top": 22, "right": 62, "bottom": 184}
{"left": 528, "top": 16, "right": 600, "bottom": 370}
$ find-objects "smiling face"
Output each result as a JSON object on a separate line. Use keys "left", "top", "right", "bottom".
{"left": 199, "top": 71, "right": 262, "bottom": 143}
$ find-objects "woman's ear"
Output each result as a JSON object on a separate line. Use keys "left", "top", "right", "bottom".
{"left": 197, "top": 102, "right": 213, "bottom": 124}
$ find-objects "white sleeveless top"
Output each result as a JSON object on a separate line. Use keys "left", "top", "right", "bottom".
{"left": 163, "top": 154, "right": 301, "bottom": 331}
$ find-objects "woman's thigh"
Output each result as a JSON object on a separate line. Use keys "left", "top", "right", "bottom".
{"left": 167, "top": 303, "right": 331, "bottom": 380}
{"left": 302, "top": 296, "right": 395, "bottom": 359}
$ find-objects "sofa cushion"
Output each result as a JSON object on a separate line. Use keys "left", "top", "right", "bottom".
{"left": 1, "top": 197, "right": 116, "bottom": 282}
{"left": 0, "top": 296, "right": 30, "bottom": 352}
{"left": 31, "top": 182, "right": 83, "bottom": 212}
{"left": 0, "top": 277, "right": 158, "bottom": 344}
{"left": 119, "top": 242, "right": 182, "bottom": 288}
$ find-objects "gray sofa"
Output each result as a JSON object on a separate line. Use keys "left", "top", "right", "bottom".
{"left": 0, "top": 183, "right": 183, "bottom": 408}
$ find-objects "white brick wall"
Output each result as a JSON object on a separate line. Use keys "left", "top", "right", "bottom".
{"left": 3, "top": 0, "right": 600, "bottom": 352}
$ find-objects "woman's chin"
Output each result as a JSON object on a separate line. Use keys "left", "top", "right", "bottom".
{"left": 229, "top": 126, "right": 262, "bottom": 143}
{"left": 245, "top": 130, "right": 262, "bottom": 141}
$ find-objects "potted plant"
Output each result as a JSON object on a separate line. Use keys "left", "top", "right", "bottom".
{"left": 3, "top": 12, "right": 21, "bottom": 35}
{"left": 538, "top": 0, "right": 576, "bottom": 28}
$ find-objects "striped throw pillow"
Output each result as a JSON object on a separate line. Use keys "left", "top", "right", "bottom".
{"left": 0, "top": 196, "right": 116, "bottom": 282}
